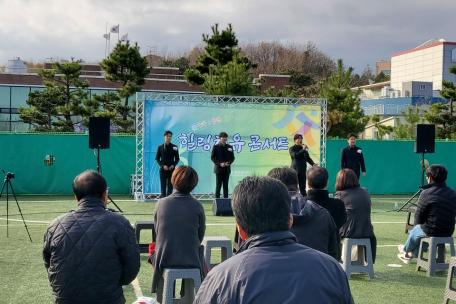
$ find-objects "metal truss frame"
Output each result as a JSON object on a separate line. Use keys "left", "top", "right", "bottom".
{"left": 135, "top": 93, "right": 327, "bottom": 201}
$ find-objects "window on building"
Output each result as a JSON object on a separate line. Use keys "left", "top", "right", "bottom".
{"left": 419, "top": 84, "right": 426, "bottom": 90}
{"left": 452, "top": 48, "right": 456, "bottom": 62}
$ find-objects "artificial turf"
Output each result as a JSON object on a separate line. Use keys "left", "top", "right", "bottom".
{"left": 0, "top": 195, "right": 451, "bottom": 303}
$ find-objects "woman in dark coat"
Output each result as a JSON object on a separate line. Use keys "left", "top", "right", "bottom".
{"left": 335, "top": 169, "right": 377, "bottom": 263}
{"left": 152, "top": 166, "right": 206, "bottom": 302}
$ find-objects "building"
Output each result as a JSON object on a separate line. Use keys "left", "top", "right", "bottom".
{"left": 254, "top": 74, "right": 291, "bottom": 91}
{"left": 0, "top": 62, "right": 203, "bottom": 132}
{"left": 375, "top": 60, "right": 391, "bottom": 76}
{"left": 391, "top": 39, "right": 456, "bottom": 93}
{"left": 0, "top": 61, "right": 292, "bottom": 131}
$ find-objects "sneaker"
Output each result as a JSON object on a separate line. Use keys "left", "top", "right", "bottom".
{"left": 397, "top": 253, "right": 412, "bottom": 264}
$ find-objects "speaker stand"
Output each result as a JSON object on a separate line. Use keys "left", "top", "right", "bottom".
{"left": 420, "top": 152, "right": 425, "bottom": 187}
{"left": 96, "top": 146, "right": 123, "bottom": 213}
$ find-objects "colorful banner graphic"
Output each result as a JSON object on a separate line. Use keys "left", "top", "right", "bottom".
{"left": 143, "top": 100, "right": 321, "bottom": 194}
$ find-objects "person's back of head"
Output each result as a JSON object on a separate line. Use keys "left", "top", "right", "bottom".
{"left": 72, "top": 170, "right": 107, "bottom": 201}
{"left": 307, "top": 166, "right": 328, "bottom": 190}
{"left": 232, "top": 176, "right": 291, "bottom": 237}
{"left": 426, "top": 164, "right": 447, "bottom": 184}
{"left": 335, "top": 169, "right": 359, "bottom": 191}
{"left": 171, "top": 166, "right": 199, "bottom": 194}
{"left": 267, "top": 167, "right": 298, "bottom": 192}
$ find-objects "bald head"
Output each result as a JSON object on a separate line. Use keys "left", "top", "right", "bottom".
{"left": 73, "top": 170, "right": 107, "bottom": 201}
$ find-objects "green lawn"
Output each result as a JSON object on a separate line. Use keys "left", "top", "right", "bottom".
{"left": 0, "top": 195, "right": 451, "bottom": 304}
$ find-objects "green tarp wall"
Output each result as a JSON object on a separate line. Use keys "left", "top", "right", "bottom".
{"left": 0, "top": 133, "right": 454, "bottom": 195}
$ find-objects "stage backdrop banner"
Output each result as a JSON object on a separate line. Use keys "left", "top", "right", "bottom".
{"left": 143, "top": 100, "right": 321, "bottom": 194}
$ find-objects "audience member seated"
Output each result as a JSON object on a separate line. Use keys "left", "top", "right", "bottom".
{"left": 151, "top": 166, "right": 206, "bottom": 303}
{"left": 43, "top": 170, "right": 140, "bottom": 304}
{"left": 268, "top": 167, "right": 340, "bottom": 259}
{"left": 195, "top": 176, "right": 353, "bottom": 304}
{"left": 307, "top": 167, "right": 347, "bottom": 230}
{"left": 336, "top": 169, "right": 377, "bottom": 263}
{"left": 398, "top": 165, "right": 456, "bottom": 263}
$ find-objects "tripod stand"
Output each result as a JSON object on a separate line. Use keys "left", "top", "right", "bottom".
{"left": 95, "top": 146, "right": 123, "bottom": 213}
{"left": 0, "top": 171, "right": 32, "bottom": 242}
{"left": 395, "top": 152, "right": 427, "bottom": 233}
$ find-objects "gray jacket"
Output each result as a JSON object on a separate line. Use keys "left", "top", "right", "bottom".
{"left": 152, "top": 191, "right": 206, "bottom": 292}
{"left": 194, "top": 231, "right": 353, "bottom": 304}
{"left": 43, "top": 197, "right": 140, "bottom": 304}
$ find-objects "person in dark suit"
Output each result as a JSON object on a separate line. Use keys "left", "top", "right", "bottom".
{"left": 289, "top": 134, "right": 315, "bottom": 196}
{"left": 340, "top": 133, "right": 366, "bottom": 179}
{"left": 211, "top": 132, "right": 235, "bottom": 198}
{"left": 155, "top": 130, "right": 180, "bottom": 198}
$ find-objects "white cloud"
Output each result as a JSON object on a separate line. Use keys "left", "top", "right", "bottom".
{"left": 0, "top": 0, "right": 455, "bottom": 71}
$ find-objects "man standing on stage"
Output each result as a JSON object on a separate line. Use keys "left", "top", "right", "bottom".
{"left": 340, "top": 133, "right": 366, "bottom": 179}
{"left": 211, "top": 132, "right": 235, "bottom": 198}
{"left": 155, "top": 130, "right": 180, "bottom": 198}
{"left": 289, "top": 134, "right": 315, "bottom": 196}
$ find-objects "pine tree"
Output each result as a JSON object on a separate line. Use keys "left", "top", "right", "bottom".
{"left": 424, "top": 65, "right": 456, "bottom": 139}
{"left": 320, "top": 59, "right": 369, "bottom": 137}
{"left": 393, "top": 107, "right": 422, "bottom": 139}
{"left": 184, "top": 23, "right": 255, "bottom": 95}
{"left": 19, "top": 60, "right": 88, "bottom": 131}
{"left": 101, "top": 41, "right": 150, "bottom": 132}
{"left": 371, "top": 114, "right": 393, "bottom": 139}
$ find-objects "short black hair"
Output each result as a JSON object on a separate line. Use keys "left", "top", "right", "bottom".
{"left": 73, "top": 170, "right": 107, "bottom": 201}
{"left": 307, "top": 166, "right": 328, "bottom": 189}
{"left": 293, "top": 134, "right": 303, "bottom": 141}
{"left": 426, "top": 164, "right": 447, "bottom": 184}
{"left": 219, "top": 131, "right": 228, "bottom": 138}
{"left": 164, "top": 130, "right": 173, "bottom": 136}
{"left": 232, "top": 176, "right": 291, "bottom": 237}
{"left": 267, "top": 167, "right": 298, "bottom": 191}
{"left": 347, "top": 133, "right": 357, "bottom": 139}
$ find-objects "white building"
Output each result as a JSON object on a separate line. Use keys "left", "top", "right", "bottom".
{"left": 391, "top": 39, "right": 456, "bottom": 94}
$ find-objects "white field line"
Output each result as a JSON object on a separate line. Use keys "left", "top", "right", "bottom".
{"left": 131, "top": 278, "right": 143, "bottom": 298}
{"left": 0, "top": 217, "right": 50, "bottom": 224}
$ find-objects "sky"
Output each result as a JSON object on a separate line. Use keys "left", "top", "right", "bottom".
{"left": 0, "top": 0, "right": 455, "bottom": 73}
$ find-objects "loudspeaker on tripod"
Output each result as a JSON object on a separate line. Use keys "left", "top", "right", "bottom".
{"left": 212, "top": 198, "right": 233, "bottom": 216}
{"left": 89, "top": 117, "right": 110, "bottom": 149}
{"left": 415, "top": 124, "right": 435, "bottom": 153}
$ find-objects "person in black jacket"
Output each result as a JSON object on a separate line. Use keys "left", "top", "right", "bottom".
{"left": 307, "top": 166, "right": 347, "bottom": 231}
{"left": 211, "top": 132, "right": 235, "bottom": 198}
{"left": 398, "top": 165, "right": 456, "bottom": 263}
{"left": 336, "top": 168, "right": 376, "bottom": 263}
{"left": 340, "top": 133, "right": 366, "bottom": 179}
{"left": 43, "top": 170, "right": 140, "bottom": 304}
{"left": 289, "top": 133, "right": 315, "bottom": 195}
{"left": 194, "top": 176, "right": 353, "bottom": 304}
{"left": 267, "top": 167, "right": 340, "bottom": 260}
{"left": 155, "top": 130, "right": 180, "bottom": 198}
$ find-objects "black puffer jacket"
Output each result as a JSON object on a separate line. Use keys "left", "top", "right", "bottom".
{"left": 43, "top": 198, "right": 140, "bottom": 304}
{"left": 415, "top": 183, "right": 456, "bottom": 236}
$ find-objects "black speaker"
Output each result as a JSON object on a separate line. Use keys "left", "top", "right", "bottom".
{"left": 415, "top": 124, "right": 435, "bottom": 153}
{"left": 212, "top": 198, "right": 233, "bottom": 216}
{"left": 89, "top": 117, "right": 110, "bottom": 149}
